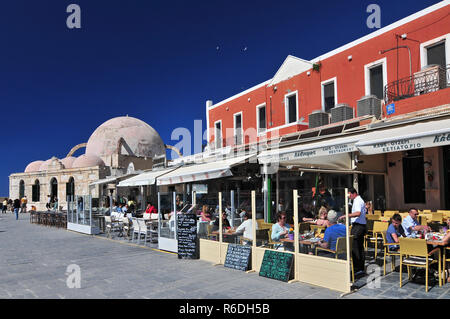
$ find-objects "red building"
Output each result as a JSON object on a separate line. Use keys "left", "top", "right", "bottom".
{"left": 207, "top": 1, "right": 450, "bottom": 149}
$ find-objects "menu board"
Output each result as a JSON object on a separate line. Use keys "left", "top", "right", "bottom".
{"left": 259, "top": 250, "right": 294, "bottom": 282}
{"left": 177, "top": 213, "right": 199, "bottom": 259}
{"left": 224, "top": 244, "right": 251, "bottom": 271}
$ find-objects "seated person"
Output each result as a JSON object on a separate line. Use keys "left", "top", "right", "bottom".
{"left": 299, "top": 203, "right": 314, "bottom": 222}
{"left": 303, "top": 206, "right": 330, "bottom": 227}
{"left": 271, "top": 212, "right": 291, "bottom": 241}
{"left": 212, "top": 212, "right": 231, "bottom": 231}
{"left": 145, "top": 203, "right": 156, "bottom": 215}
{"left": 234, "top": 212, "right": 258, "bottom": 240}
{"left": 317, "top": 210, "right": 346, "bottom": 256}
{"left": 200, "top": 205, "right": 212, "bottom": 222}
{"left": 402, "top": 208, "right": 431, "bottom": 237}
{"left": 386, "top": 213, "right": 405, "bottom": 250}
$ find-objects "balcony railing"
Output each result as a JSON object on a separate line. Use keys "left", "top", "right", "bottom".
{"left": 384, "top": 64, "right": 449, "bottom": 104}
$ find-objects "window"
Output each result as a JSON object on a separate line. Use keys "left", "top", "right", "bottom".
{"left": 426, "top": 41, "right": 446, "bottom": 69}
{"left": 257, "top": 104, "right": 266, "bottom": 133}
{"left": 285, "top": 92, "right": 298, "bottom": 124}
{"left": 66, "top": 177, "right": 75, "bottom": 199}
{"left": 234, "top": 113, "right": 243, "bottom": 145}
{"left": 19, "top": 180, "right": 25, "bottom": 199}
{"left": 321, "top": 78, "right": 336, "bottom": 112}
{"left": 214, "top": 121, "right": 222, "bottom": 149}
{"left": 403, "top": 149, "right": 425, "bottom": 204}
{"left": 32, "top": 180, "right": 40, "bottom": 202}
{"left": 365, "top": 58, "right": 387, "bottom": 101}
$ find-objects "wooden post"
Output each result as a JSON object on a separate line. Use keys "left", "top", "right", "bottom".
{"left": 216, "top": 192, "right": 223, "bottom": 265}
{"left": 246, "top": 190, "right": 257, "bottom": 273}
{"left": 288, "top": 189, "right": 300, "bottom": 283}
{"left": 345, "top": 188, "right": 352, "bottom": 292}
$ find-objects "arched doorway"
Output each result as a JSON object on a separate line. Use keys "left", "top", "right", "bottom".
{"left": 66, "top": 177, "right": 75, "bottom": 200}
{"left": 32, "top": 180, "right": 40, "bottom": 202}
{"left": 19, "top": 180, "right": 25, "bottom": 199}
{"left": 50, "top": 178, "right": 58, "bottom": 200}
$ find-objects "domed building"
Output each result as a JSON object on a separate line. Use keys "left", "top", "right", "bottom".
{"left": 9, "top": 116, "right": 166, "bottom": 211}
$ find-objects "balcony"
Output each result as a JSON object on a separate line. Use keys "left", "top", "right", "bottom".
{"left": 384, "top": 64, "right": 449, "bottom": 104}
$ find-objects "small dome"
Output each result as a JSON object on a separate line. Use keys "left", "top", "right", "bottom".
{"left": 60, "top": 157, "right": 76, "bottom": 169}
{"left": 25, "top": 160, "right": 44, "bottom": 173}
{"left": 39, "top": 157, "right": 64, "bottom": 171}
{"left": 85, "top": 116, "right": 165, "bottom": 158}
{"left": 72, "top": 154, "right": 105, "bottom": 168}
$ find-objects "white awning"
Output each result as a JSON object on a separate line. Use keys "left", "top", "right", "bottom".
{"left": 89, "top": 174, "right": 136, "bottom": 186}
{"left": 258, "top": 135, "right": 359, "bottom": 170}
{"left": 356, "top": 118, "right": 450, "bottom": 155}
{"left": 117, "top": 167, "right": 179, "bottom": 187}
{"left": 156, "top": 154, "right": 255, "bottom": 186}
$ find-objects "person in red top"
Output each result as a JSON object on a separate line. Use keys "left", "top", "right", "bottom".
{"left": 145, "top": 202, "right": 157, "bottom": 215}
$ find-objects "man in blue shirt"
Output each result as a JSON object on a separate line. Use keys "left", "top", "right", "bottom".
{"left": 402, "top": 208, "right": 430, "bottom": 237}
{"left": 317, "top": 210, "right": 346, "bottom": 256}
{"left": 386, "top": 214, "right": 405, "bottom": 250}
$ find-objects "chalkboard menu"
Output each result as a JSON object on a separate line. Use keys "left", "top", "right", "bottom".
{"left": 224, "top": 244, "right": 252, "bottom": 271}
{"left": 177, "top": 213, "right": 199, "bottom": 259}
{"left": 259, "top": 250, "right": 294, "bottom": 282}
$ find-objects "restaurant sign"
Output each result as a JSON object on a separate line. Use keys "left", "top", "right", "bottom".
{"left": 274, "top": 143, "right": 357, "bottom": 162}
{"left": 357, "top": 132, "right": 450, "bottom": 155}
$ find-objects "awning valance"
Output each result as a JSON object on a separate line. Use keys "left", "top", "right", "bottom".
{"left": 89, "top": 174, "right": 137, "bottom": 186}
{"left": 356, "top": 118, "right": 450, "bottom": 155}
{"left": 156, "top": 154, "right": 255, "bottom": 186}
{"left": 117, "top": 167, "right": 178, "bottom": 187}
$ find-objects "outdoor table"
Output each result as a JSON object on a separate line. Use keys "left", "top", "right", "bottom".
{"left": 281, "top": 237, "right": 322, "bottom": 254}
{"left": 211, "top": 230, "right": 239, "bottom": 244}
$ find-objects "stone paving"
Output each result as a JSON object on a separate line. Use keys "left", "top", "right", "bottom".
{"left": 0, "top": 212, "right": 449, "bottom": 299}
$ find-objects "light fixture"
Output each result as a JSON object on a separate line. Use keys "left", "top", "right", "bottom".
{"left": 424, "top": 160, "right": 432, "bottom": 169}
{"left": 273, "top": 86, "right": 277, "bottom": 92}
{"left": 348, "top": 55, "right": 352, "bottom": 61}
{"left": 307, "top": 71, "right": 311, "bottom": 76}
{"left": 401, "top": 33, "right": 407, "bottom": 39}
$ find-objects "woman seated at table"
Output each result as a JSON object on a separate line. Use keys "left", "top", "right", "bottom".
{"left": 303, "top": 206, "right": 330, "bottom": 227}
{"left": 200, "top": 205, "right": 212, "bottom": 222}
{"left": 271, "top": 212, "right": 291, "bottom": 241}
{"left": 212, "top": 212, "right": 231, "bottom": 231}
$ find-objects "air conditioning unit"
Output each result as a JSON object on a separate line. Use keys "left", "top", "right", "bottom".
{"left": 414, "top": 64, "right": 446, "bottom": 96}
{"left": 308, "top": 111, "right": 330, "bottom": 128}
{"left": 330, "top": 103, "right": 354, "bottom": 123}
{"left": 357, "top": 95, "right": 382, "bottom": 119}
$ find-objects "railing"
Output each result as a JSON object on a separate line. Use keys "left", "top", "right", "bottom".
{"left": 384, "top": 64, "right": 449, "bottom": 104}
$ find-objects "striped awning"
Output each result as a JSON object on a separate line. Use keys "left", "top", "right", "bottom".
{"left": 117, "top": 167, "right": 179, "bottom": 187}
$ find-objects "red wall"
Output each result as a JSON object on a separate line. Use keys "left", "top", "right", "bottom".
{"left": 208, "top": 5, "right": 450, "bottom": 146}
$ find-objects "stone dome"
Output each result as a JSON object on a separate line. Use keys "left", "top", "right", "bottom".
{"left": 72, "top": 154, "right": 105, "bottom": 168}
{"left": 39, "top": 157, "right": 65, "bottom": 171}
{"left": 60, "top": 157, "right": 76, "bottom": 169}
{"left": 25, "top": 160, "right": 44, "bottom": 173}
{"left": 85, "top": 116, "right": 165, "bottom": 159}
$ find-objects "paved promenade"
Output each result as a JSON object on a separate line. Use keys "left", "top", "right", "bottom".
{"left": 0, "top": 213, "right": 449, "bottom": 299}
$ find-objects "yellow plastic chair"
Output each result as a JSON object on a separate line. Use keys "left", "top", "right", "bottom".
{"left": 366, "top": 214, "right": 381, "bottom": 221}
{"left": 364, "top": 219, "right": 375, "bottom": 251}
{"left": 421, "top": 209, "right": 432, "bottom": 214}
{"left": 383, "top": 211, "right": 399, "bottom": 218}
{"left": 310, "top": 224, "right": 326, "bottom": 235}
{"left": 266, "top": 228, "right": 283, "bottom": 250}
{"left": 260, "top": 222, "right": 273, "bottom": 230}
{"left": 373, "top": 210, "right": 382, "bottom": 216}
{"left": 445, "top": 246, "right": 450, "bottom": 284}
{"left": 431, "top": 213, "right": 443, "bottom": 223}
{"left": 369, "top": 221, "right": 389, "bottom": 260}
{"left": 316, "top": 236, "right": 354, "bottom": 282}
{"left": 399, "top": 238, "right": 442, "bottom": 292}
{"left": 380, "top": 231, "right": 401, "bottom": 276}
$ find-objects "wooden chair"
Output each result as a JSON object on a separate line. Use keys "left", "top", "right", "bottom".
{"left": 259, "top": 222, "right": 273, "bottom": 230}
{"left": 368, "top": 221, "right": 389, "bottom": 260}
{"left": 445, "top": 246, "right": 450, "bottom": 284}
{"left": 315, "top": 236, "right": 354, "bottom": 282}
{"left": 380, "top": 231, "right": 401, "bottom": 276}
{"left": 399, "top": 237, "right": 442, "bottom": 292}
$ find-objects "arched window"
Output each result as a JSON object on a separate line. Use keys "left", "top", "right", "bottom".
{"left": 50, "top": 178, "right": 58, "bottom": 200}
{"left": 66, "top": 177, "right": 75, "bottom": 200}
{"left": 32, "top": 180, "right": 40, "bottom": 202}
{"left": 19, "top": 180, "right": 25, "bottom": 199}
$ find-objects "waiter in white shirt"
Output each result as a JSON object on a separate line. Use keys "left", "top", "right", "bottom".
{"left": 339, "top": 187, "right": 367, "bottom": 275}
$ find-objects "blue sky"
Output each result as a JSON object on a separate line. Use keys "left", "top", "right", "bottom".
{"left": 0, "top": 0, "right": 441, "bottom": 196}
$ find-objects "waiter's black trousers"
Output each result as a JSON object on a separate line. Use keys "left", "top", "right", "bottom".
{"left": 351, "top": 223, "right": 367, "bottom": 272}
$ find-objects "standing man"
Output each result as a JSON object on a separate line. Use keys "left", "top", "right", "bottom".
{"left": 20, "top": 196, "right": 28, "bottom": 214}
{"left": 2, "top": 198, "right": 7, "bottom": 214}
{"left": 339, "top": 187, "right": 367, "bottom": 276}
{"left": 13, "top": 198, "right": 20, "bottom": 220}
